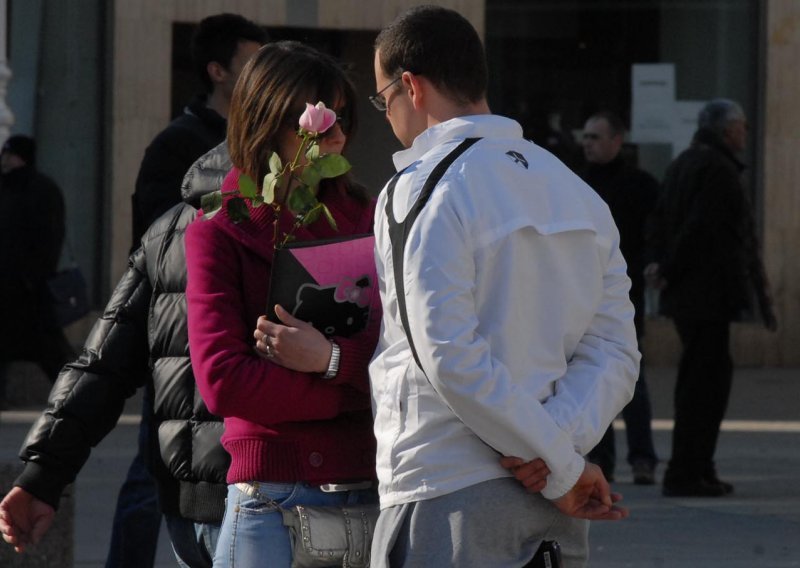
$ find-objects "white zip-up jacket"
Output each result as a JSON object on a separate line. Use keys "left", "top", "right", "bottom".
{"left": 369, "top": 115, "right": 640, "bottom": 506}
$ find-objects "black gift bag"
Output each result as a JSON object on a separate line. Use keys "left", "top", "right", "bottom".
{"left": 47, "top": 264, "right": 90, "bottom": 327}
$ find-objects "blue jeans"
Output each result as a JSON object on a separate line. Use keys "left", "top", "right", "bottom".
{"left": 213, "top": 482, "right": 377, "bottom": 568}
{"left": 105, "top": 392, "right": 162, "bottom": 568}
{"left": 165, "top": 515, "right": 221, "bottom": 568}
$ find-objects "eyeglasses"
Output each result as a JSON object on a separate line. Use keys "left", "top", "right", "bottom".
{"left": 369, "top": 76, "right": 402, "bottom": 112}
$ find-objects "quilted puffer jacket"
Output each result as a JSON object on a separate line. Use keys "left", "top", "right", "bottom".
{"left": 15, "top": 142, "right": 232, "bottom": 523}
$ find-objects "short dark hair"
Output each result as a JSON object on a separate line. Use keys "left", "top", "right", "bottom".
{"left": 191, "top": 13, "right": 268, "bottom": 93}
{"left": 375, "top": 5, "right": 487, "bottom": 105}
{"left": 588, "top": 111, "right": 626, "bottom": 138}
{"left": 228, "top": 41, "right": 359, "bottom": 189}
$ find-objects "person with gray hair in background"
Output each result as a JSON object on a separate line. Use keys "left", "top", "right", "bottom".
{"left": 646, "top": 98, "right": 776, "bottom": 498}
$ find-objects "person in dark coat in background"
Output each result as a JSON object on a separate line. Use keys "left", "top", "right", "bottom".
{"left": 646, "top": 98, "right": 776, "bottom": 498}
{"left": 0, "top": 144, "right": 233, "bottom": 568}
{"left": 114, "top": 13, "right": 265, "bottom": 567}
{"left": 580, "top": 111, "right": 660, "bottom": 485}
{"left": 0, "top": 134, "right": 74, "bottom": 392}
{"left": 130, "top": 13, "right": 266, "bottom": 248}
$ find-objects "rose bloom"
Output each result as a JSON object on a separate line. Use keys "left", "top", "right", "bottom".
{"left": 299, "top": 102, "right": 337, "bottom": 135}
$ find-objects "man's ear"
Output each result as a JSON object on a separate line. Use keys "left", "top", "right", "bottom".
{"left": 403, "top": 71, "right": 425, "bottom": 110}
{"left": 206, "top": 61, "right": 228, "bottom": 85}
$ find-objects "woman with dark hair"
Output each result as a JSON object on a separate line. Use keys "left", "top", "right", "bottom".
{"left": 185, "top": 41, "right": 377, "bottom": 567}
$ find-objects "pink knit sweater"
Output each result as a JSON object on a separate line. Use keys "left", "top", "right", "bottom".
{"left": 186, "top": 169, "right": 378, "bottom": 484}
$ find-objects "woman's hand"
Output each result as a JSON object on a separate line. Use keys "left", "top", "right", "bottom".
{"left": 253, "top": 305, "right": 332, "bottom": 374}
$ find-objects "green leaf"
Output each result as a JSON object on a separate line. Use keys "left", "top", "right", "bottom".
{"left": 262, "top": 173, "right": 279, "bottom": 204}
{"left": 226, "top": 197, "right": 250, "bottom": 223}
{"left": 287, "top": 184, "right": 317, "bottom": 214}
{"left": 299, "top": 164, "right": 322, "bottom": 189}
{"left": 305, "top": 143, "right": 320, "bottom": 161}
{"left": 321, "top": 203, "right": 338, "bottom": 231}
{"left": 269, "top": 152, "right": 283, "bottom": 175}
{"left": 238, "top": 174, "right": 258, "bottom": 198}
{"left": 251, "top": 194, "right": 264, "bottom": 208}
{"left": 316, "top": 154, "right": 351, "bottom": 179}
{"left": 303, "top": 203, "right": 323, "bottom": 225}
{"left": 200, "top": 191, "right": 223, "bottom": 213}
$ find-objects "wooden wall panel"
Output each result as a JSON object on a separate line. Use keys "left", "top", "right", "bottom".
{"left": 316, "top": 1, "right": 483, "bottom": 34}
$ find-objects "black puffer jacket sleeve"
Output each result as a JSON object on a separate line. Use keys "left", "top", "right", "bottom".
{"left": 15, "top": 248, "right": 152, "bottom": 509}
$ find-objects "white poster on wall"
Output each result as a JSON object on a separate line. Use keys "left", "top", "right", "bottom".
{"left": 630, "top": 63, "right": 676, "bottom": 144}
{"left": 672, "top": 100, "right": 706, "bottom": 158}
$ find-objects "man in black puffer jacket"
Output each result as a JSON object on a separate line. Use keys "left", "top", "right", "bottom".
{"left": 118, "top": 15, "right": 264, "bottom": 567}
{"left": 0, "top": 144, "right": 231, "bottom": 568}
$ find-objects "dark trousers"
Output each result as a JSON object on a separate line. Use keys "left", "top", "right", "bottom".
{"left": 665, "top": 319, "right": 733, "bottom": 483}
{"left": 105, "top": 390, "right": 162, "bottom": 568}
{"left": 589, "top": 362, "right": 658, "bottom": 477}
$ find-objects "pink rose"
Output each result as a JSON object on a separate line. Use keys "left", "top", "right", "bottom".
{"left": 298, "top": 102, "right": 337, "bottom": 135}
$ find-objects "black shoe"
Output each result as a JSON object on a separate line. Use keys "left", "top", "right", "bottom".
{"left": 662, "top": 479, "right": 727, "bottom": 497}
{"left": 632, "top": 461, "right": 656, "bottom": 485}
{"left": 703, "top": 474, "right": 734, "bottom": 495}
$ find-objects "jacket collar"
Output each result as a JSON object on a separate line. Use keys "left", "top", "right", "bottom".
{"left": 582, "top": 154, "right": 626, "bottom": 181}
{"left": 0, "top": 165, "right": 33, "bottom": 187}
{"left": 692, "top": 127, "right": 746, "bottom": 172}
{"left": 392, "top": 115, "right": 523, "bottom": 171}
{"left": 181, "top": 142, "right": 232, "bottom": 208}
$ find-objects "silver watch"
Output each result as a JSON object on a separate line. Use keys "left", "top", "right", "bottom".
{"left": 322, "top": 340, "right": 341, "bottom": 379}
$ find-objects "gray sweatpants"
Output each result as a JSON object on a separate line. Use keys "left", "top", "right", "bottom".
{"left": 371, "top": 477, "right": 589, "bottom": 568}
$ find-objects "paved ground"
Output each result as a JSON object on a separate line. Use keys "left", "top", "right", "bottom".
{"left": 1, "top": 366, "right": 799, "bottom": 567}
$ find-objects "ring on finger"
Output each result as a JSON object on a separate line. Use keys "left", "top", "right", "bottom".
{"left": 264, "top": 343, "right": 274, "bottom": 358}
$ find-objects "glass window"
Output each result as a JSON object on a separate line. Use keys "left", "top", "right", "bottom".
{"left": 486, "top": 0, "right": 761, "bottom": 183}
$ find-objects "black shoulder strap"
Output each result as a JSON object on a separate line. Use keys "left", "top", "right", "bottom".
{"left": 385, "top": 137, "right": 480, "bottom": 373}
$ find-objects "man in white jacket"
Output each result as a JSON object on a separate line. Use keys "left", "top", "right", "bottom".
{"left": 368, "top": 6, "right": 640, "bottom": 567}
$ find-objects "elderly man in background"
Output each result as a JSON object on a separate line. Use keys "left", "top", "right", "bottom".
{"left": 646, "top": 98, "right": 776, "bottom": 498}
